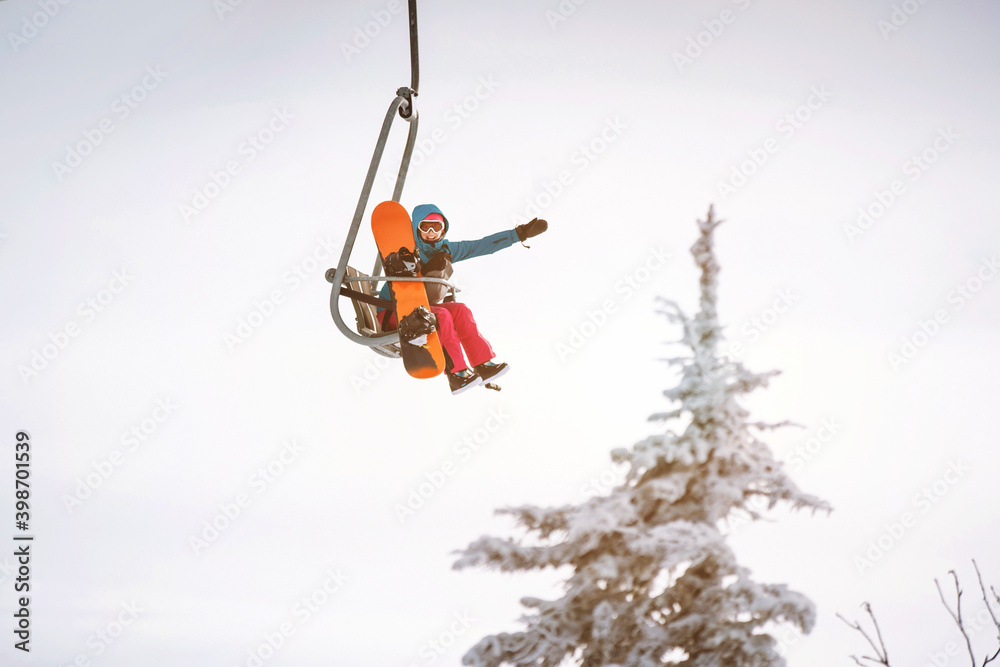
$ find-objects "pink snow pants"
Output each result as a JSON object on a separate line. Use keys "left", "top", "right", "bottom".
{"left": 380, "top": 302, "right": 494, "bottom": 373}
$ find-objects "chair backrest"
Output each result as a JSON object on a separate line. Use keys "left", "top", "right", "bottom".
{"left": 344, "top": 266, "right": 381, "bottom": 337}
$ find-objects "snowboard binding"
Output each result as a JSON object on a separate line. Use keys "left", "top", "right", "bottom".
{"left": 383, "top": 246, "right": 421, "bottom": 278}
{"left": 398, "top": 305, "right": 437, "bottom": 346}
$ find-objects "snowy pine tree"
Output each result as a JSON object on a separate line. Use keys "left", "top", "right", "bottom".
{"left": 454, "top": 207, "right": 831, "bottom": 666}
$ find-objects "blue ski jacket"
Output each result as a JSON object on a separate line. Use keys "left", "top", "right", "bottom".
{"left": 407, "top": 203, "right": 519, "bottom": 264}
{"left": 377, "top": 204, "right": 519, "bottom": 310}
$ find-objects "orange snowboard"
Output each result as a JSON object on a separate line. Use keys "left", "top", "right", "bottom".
{"left": 371, "top": 201, "right": 445, "bottom": 379}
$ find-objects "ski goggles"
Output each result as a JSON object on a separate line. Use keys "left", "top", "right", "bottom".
{"left": 417, "top": 219, "right": 445, "bottom": 233}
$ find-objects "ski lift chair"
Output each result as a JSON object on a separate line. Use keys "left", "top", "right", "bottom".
{"left": 333, "top": 265, "right": 400, "bottom": 358}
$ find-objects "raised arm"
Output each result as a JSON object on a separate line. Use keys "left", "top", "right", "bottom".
{"left": 449, "top": 218, "right": 548, "bottom": 262}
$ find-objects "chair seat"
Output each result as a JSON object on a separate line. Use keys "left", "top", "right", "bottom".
{"left": 344, "top": 266, "right": 400, "bottom": 355}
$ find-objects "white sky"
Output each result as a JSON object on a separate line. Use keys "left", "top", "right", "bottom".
{"left": 2, "top": 0, "right": 999, "bottom": 665}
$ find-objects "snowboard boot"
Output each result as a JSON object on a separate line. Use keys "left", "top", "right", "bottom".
{"left": 448, "top": 369, "right": 483, "bottom": 395}
{"left": 473, "top": 361, "right": 509, "bottom": 382}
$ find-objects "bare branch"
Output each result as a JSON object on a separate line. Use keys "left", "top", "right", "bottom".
{"left": 844, "top": 564, "right": 1000, "bottom": 667}
{"left": 936, "top": 571, "right": 976, "bottom": 667}
{"left": 973, "top": 560, "right": 1000, "bottom": 666}
{"left": 837, "top": 602, "right": 890, "bottom": 666}
{"left": 975, "top": 560, "right": 1000, "bottom": 635}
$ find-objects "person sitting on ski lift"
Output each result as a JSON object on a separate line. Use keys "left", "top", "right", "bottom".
{"left": 377, "top": 203, "right": 547, "bottom": 394}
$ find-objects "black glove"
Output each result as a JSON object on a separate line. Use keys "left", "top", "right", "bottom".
{"left": 515, "top": 218, "right": 548, "bottom": 242}
{"left": 423, "top": 250, "right": 451, "bottom": 273}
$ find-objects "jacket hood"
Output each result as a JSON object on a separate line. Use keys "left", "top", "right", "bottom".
{"left": 411, "top": 203, "right": 450, "bottom": 258}
{"left": 411, "top": 203, "right": 450, "bottom": 237}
